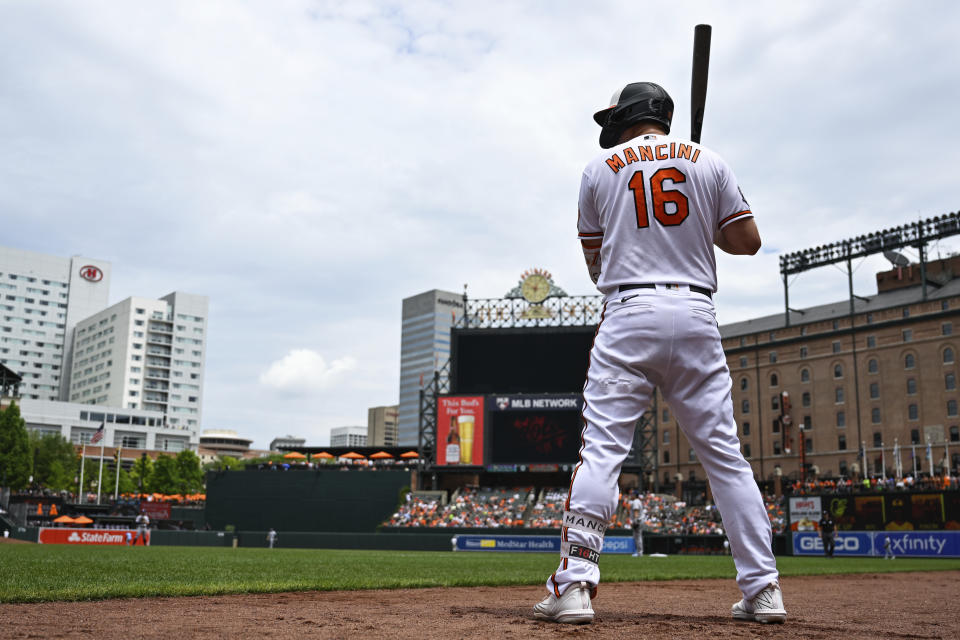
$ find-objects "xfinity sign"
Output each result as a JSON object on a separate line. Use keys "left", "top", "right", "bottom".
{"left": 793, "top": 531, "right": 960, "bottom": 557}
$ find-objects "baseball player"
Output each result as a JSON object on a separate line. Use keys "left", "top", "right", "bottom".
{"left": 533, "top": 82, "right": 785, "bottom": 625}
{"left": 267, "top": 528, "right": 278, "bottom": 549}
{"left": 629, "top": 494, "right": 645, "bottom": 556}
{"left": 819, "top": 510, "right": 836, "bottom": 557}
{"left": 133, "top": 512, "right": 150, "bottom": 546}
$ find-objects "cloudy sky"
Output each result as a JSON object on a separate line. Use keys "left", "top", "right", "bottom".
{"left": 3, "top": 1, "right": 959, "bottom": 449}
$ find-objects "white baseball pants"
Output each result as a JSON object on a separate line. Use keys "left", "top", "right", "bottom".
{"left": 548, "top": 286, "right": 778, "bottom": 600}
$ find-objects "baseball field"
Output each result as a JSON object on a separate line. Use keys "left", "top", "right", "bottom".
{"left": 2, "top": 542, "right": 959, "bottom": 638}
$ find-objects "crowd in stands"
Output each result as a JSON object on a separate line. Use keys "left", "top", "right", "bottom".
{"left": 383, "top": 487, "right": 534, "bottom": 528}
{"left": 525, "top": 489, "right": 566, "bottom": 528}
{"left": 788, "top": 473, "right": 960, "bottom": 495}
{"left": 252, "top": 458, "right": 419, "bottom": 471}
{"left": 384, "top": 487, "right": 787, "bottom": 535}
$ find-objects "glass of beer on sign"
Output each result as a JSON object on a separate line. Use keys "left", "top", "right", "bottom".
{"left": 459, "top": 414, "right": 475, "bottom": 464}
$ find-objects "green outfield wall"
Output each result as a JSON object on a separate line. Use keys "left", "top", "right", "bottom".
{"left": 204, "top": 469, "right": 410, "bottom": 532}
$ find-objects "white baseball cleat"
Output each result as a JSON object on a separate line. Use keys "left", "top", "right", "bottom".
{"left": 731, "top": 582, "right": 787, "bottom": 624}
{"left": 533, "top": 581, "right": 595, "bottom": 624}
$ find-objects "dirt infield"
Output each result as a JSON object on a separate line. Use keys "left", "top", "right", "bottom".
{"left": 2, "top": 570, "right": 957, "bottom": 639}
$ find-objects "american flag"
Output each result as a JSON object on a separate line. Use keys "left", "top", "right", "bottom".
{"left": 90, "top": 422, "right": 105, "bottom": 444}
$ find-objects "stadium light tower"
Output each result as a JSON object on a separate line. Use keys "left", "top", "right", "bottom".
{"left": 778, "top": 210, "right": 960, "bottom": 326}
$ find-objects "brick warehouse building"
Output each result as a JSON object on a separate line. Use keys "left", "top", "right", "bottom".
{"left": 655, "top": 257, "right": 960, "bottom": 485}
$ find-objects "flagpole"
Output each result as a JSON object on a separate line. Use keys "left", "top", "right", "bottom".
{"left": 881, "top": 442, "right": 886, "bottom": 483}
{"left": 97, "top": 437, "right": 105, "bottom": 504}
{"left": 894, "top": 437, "right": 902, "bottom": 480}
{"left": 862, "top": 441, "right": 868, "bottom": 479}
{"left": 114, "top": 446, "right": 121, "bottom": 501}
{"left": 78, "top": 445, "right": 85, "bottom": 504}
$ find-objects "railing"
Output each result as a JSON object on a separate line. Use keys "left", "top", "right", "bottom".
{"left": 462, "top": 294, "right": 603, "bottom": 329}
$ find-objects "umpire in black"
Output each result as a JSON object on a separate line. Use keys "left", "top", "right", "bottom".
{"left": 818, "top": 510, "right": 836, "bottom": 557}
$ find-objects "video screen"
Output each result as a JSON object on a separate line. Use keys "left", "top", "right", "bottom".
{"left": 487, "top": 394, "right": 584, "bottom": 465}
{"left": 451, "top": 327, "right": 595, "bottom": 395}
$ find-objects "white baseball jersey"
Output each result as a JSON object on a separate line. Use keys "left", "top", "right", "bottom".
{"left": 546, "top": 131, "right": 778, "bottom": 606}
{"left": 577, "top": 133, "right": 752, "bottom": 297}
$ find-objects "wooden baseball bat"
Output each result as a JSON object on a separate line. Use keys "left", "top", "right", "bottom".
{"left": 690, "top": 24, "right": 712, "bottom": 144}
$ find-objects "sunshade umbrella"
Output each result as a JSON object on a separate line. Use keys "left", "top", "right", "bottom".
{"left": 53, "top": 515, "right": 75, "bottom": 524}
{"left": 400, "top": 451, "right": 420, "bottom": 459}
{"left": 312, "top": 452, "right": 334, "bottom": 459}
{"left": 340, "top": 451, "right": 365, "bottom": 459}
{"left": 283, "top": 451, "right": 307, "bottom": 459}
{"left": 73, "top": 515, "right": 93, "bottom": 524}
{"left": 370, "top": 451, "right": 394, "bottom": 459}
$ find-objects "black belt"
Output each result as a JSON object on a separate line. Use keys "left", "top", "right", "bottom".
{"left": 618, "top": 283, "right": 712, "bottom": 299}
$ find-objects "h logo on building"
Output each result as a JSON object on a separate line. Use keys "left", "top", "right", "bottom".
{"left": 79, "top": 265, "right": 103, "bottom": 282}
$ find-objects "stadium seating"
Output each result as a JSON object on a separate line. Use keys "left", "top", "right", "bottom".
{"left": 385, "top": 487, "right": 535, "bottom": 528}
{"left": 385, "top": 486, "right": 787, "bottom": 534}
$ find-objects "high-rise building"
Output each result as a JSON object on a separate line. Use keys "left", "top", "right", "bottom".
{"left": 0, "top": 247, "right": 111, "bottom": 401}
{"left": 330, "top": 426, "right": 367, "bottom": 447}
{"left": 398, "top": 289, "right": 463, "bottom": 445}
{"left": 367, "top": 404, "right": 398, "bottom": 447}
{"left": 68, "top": 292, "right": 208, "bottom": 434}
{"left": 18, "top": 398, "right": 194, "bottom": 452}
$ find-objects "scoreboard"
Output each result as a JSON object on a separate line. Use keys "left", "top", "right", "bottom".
{"left": 450, "top": 326, "right": 595, "bottom": 395}
{"left": 487, "top": 394, "right": 583, "bottom": 465}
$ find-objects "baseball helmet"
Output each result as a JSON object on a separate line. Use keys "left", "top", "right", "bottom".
{"left": 593, "top": 82, "right": 674, "bottom": 149}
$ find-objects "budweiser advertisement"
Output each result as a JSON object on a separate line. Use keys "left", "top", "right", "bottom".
{"left": 39, "top": 527, "right": 136, "bottom": 545}
{"left": 437, "top": 396, "right": 484, "bottom": 466}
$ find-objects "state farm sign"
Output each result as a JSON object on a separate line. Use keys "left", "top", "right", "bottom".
{"left": 39, "top": 527, "right": 134, "bottom": 545}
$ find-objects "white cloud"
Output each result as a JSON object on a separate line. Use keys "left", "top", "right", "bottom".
{"left": 259, "top": 349, "right": 357, "bottom": 394}
{"left": 3, "top": 1, "right": 960, "bottom": 447}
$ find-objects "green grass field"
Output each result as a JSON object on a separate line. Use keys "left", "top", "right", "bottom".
{"left": 2, "top": 545, "right": 959, "bottom": 604}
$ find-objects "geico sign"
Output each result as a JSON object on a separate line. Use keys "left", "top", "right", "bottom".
{"left": 799, "top": 535, "right": 860, "bottom": 552}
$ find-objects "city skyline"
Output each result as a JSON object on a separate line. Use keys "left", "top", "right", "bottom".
{"left": 3, "top": 2, "right": 960, "bottom": 448}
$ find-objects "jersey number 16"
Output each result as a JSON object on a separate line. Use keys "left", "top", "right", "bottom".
{"left": 628, "top": 168, "right": 689, "bottom": 229}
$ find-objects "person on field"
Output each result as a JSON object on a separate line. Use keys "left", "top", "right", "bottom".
{"left": 818, "top": 510, "right": 835, "bottom": 557}
{"left": 533, "top": 81, "right": 785, "bottom": 626}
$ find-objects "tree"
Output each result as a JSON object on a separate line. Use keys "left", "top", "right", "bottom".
{"left": 30, "top": 432, "right": 77, "bottom": 491}
{"left": 204, "top": 454, "right": 244, "bottom": 472}
{"left": 0, "top": 402, "right": 30, "bottom": 489}
{"left": 131, "top": 453, "right": 153, "bottom": 494}
{"left": 150, "top": 454, "right": 181, "bottom": 494}
{"left": 78, "top": 457, "right": 102, "bottom": 498}
{"left": 102, "top": 448, "right": 138, "bottom": 498}
{"left": 174, "top": 449, "right": 204, "bottom": 494}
